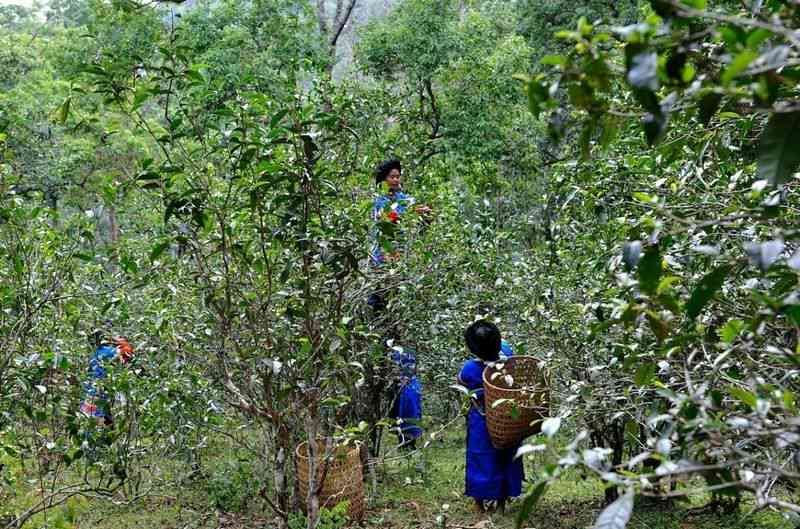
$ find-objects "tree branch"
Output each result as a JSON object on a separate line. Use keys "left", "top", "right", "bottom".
{"left": 423, "top": 78, "right": 442, "bottom": 140}
{"left": 330, "top": 0, "right": 357, "bottom": 49}
{"left": 670, "top": 0, "right": 800, "bottom": 51}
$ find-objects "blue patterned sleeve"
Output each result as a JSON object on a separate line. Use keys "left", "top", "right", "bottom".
{"left": 88, "top": 344, "right": 118, "bottom": 379}
{"left": 372, "top": 195, "right": 387, "bottom": 221}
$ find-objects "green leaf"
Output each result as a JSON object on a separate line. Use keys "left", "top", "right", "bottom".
{"left": 710, "top": 390, "right": 724, "bottom": 408}
{"left": 269, "top": 109, "right": 289, "bottom": 128}
{"left": 785, "top": 306, "right": 800, "bottom": 327}
{"left": 719, "top": 25, "right": 746, "bottom": 50}
{"left": 686, "top": 266, "right": 730, "bottom": 320}
{"left": 729, "top": 386, "right": 757, "bottom": 409}
{"left": 638, "top": 247, "right": 662, "bottom": 295}
{"left": 184, "top": 68, "right": 205, "bottom": 84}
{"left": 657, "top": 276, "right": 680, "bottom": 294}
{"left": 746, "top": 28, "right": 773, "bottom": 50}
{"left": 681, "top": 62, "right": 696, "bottom": 83}
{"left": 658, "top": 294, "right": 681, "bottom": 314}
{"left": 783, "top": 390, "right": 796, "bottom": 412}
{"left": 758, "top": 111, "right": 800, "bottom": 186}
{"left": 516, "top": 481, "right": 548, "bottom": 529}
{"left": 680, "top": 401, "right": 699, "bottom": 420}
{"left": 577, "top": 17, "right": 592, "bottom": 37}
{"left": 683, "top": 0, "right": 706, "bottom": 8}
{"left": 540, "top": 54, "right": 566, "bottom": 66}
{"left": 646, "top": 312, "right": 669, "bottom": 342}
{"left": 634, "top": 363, "right": 656, "bottom": 387}
{"left": 120, "top": 256, "right": 138, "bottom": 275}
{"left": 721, "top": 50, "right": 758, "bottom": 85}
{"left": 149, "top": 241, "right": 169, "bottom": 262}
{"left": 720, "top": 319, "right": 745, "bottom": 344}
{"left": 57, "top": 97, "right": 71, "bottom": 124}
{"left": 131, "top": 86, "right": 150, "bottom": 111}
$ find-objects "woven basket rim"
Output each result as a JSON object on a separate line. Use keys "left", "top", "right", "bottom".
{"left": 294, "top": 439, "right": 361, "bottom": 461}
{"left": 482, "top": 355, "right": 548, "bottom": 393}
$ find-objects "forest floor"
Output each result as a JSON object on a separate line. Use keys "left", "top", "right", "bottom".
{"left": 36, "top": 428, "right": 792, "bottom": 529}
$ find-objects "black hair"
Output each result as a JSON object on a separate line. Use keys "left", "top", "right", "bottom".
{"left": 375, "top": 158, "right": 401, "bottom": 186}
{"left": 90, "top": 318, "right": 114, "bottom": 348}
{"left": 464, "top": 319, "right": 501, "bottom": 362}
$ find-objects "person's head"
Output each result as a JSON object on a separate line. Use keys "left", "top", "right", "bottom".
{"left": 375, "top": 159, "right": 402, "bottom": 191}
{"left": 464, "top": 319, "right": 502, "bottom": 362}
{"left": 91, "top": 318, "right": 114, "bottom": 348}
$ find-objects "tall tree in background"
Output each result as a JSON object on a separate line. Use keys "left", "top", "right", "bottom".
{"left": 316, "top": 0, "right": 358, "bottom": 76}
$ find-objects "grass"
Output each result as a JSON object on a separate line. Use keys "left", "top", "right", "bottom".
{"left": 363, "top": 428, "right": 795, "bottom": 529}
{"left": 4, "top": 427, "right": 798, "bottom": 529}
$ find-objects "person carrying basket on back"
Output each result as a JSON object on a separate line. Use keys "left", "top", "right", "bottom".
{"left": 457, "top": 319, "right": 523, "bottom": 514}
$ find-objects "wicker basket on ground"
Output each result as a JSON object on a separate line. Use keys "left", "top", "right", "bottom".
{"left": 295, "top": 440, "right": 364, "bottom": 521}
{"left": 483, "top": 355, "right": 550, "bottom": 449}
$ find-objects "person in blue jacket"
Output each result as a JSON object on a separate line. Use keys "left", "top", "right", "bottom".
{"left": 388, "top": 344, "right": 423, "bottom": 449}
{"left": 458, "top": 320, "right": 523, "bottom": 513}
{"left": 367, "top": 159, "right": 432, "bottom": 313}
{"left": 79, "top": 335, "right": 134, "bottom": 425}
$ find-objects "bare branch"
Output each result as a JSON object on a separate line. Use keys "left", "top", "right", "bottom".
{"left": 423, "top": 78, "right": 442, "bottom": 140}
{"left": 669, "top": 0, "right": 800, "bottom": 50}
{"left": 330, "top": 0, "right": 357, "bottom": 49}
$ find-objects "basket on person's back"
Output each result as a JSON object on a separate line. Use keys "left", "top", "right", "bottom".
{"left": 483, "top": 355, "right": 550, "bottom": 449}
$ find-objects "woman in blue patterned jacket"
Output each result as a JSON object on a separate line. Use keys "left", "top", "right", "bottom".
{"left": 79, "top": 335, "right": 134, "bottom": 425}
{"left": 367, "top": 159, "right": 432, "bottom": 312}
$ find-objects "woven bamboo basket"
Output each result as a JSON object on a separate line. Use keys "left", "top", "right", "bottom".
{"left": 483, "top": 356, "right": 550, "bottom": 449}
{"left": 296, "top": 440, "right": 364, "bottom": 521}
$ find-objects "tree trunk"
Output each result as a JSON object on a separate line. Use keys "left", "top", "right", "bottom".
{"left": 316, "top": 0, "right": 357, "bottom": 79}
{"left": 304, "top": 397, "right": 321, "bottom": 529}
{"left": 276, "top": 423, "right": 290, "bottom": 516}
{"left": 108, "top": 205, "right": 119, "bottom": 244}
